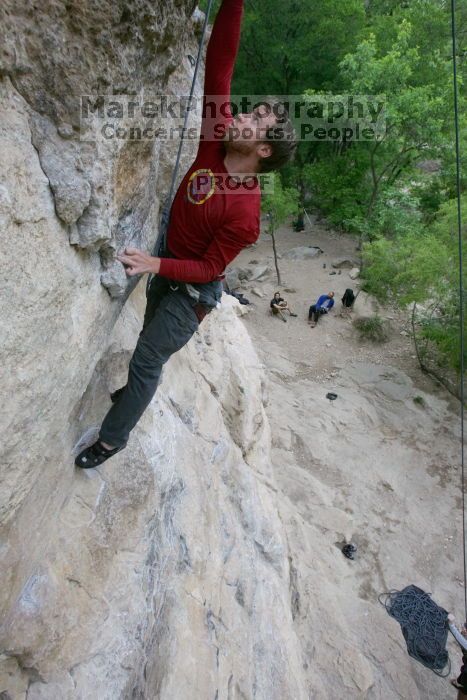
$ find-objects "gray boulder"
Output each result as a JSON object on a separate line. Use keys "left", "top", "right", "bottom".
{"left": 332, "top": 257, "right": 359, "bottom": 269}
{"left": 282, "top": 246, "right": 322, "bottom": 260}
{"left": 353, "top": 291, "right": 381, "bottom": 319}
{"left": 225, "top": 267, "right": 249, "bottom": 289}
{"left": 225, "top": 268, "right": 241, "bottom": 290}
{"left": 247, "top": 264, "right": 270, "bottom": 281}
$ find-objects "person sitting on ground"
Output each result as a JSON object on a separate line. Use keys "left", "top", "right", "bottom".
{"left": 308, "top": 291, "right": 335, "bottom": 327}
{"left": 270, "top": 292, "right": 297, "bottom": 322}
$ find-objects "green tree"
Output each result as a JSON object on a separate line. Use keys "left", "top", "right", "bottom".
{"left": 232, "top": 0, "right": 365, "bottom": 95}
{"left": 362, "top": 195, "right": 466, "bottom": 378}
{"left": 341, "top": 20, "right": 451, "bottom": 220}
{"left": 301, "top": 17, "right": 454, "bottom": 238}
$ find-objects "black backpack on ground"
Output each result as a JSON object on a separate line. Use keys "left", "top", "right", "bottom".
{"left": 342, "top": 288, "right": 355, "bottom": 308}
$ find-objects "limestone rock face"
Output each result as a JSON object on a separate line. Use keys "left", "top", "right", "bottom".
{"left": 2, "top": 2, "right": 439, "bottom": 697}
{"left": 0, "top": 0, "right": 201, "bottom": 531}
{"left": 0, "top": 0, "right": 201, "bottom": 295}
{"left": 0, "top": 291, "right": 307, "bottom": 700}
{"left": 0, "top": 6, "right": 311, "bottom": 694}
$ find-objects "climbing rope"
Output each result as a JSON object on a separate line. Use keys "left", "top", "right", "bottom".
{"left": 379, "top": 586, "right": 450, "bottom": 676}
{"left": 450, "top": 0, "right": 467, "bottom": 624}
{"left": 146, "top": 0, "right": 214, "bottom": 296}
{"left": 379, "top": 0, "right": 467, "bottom": 681}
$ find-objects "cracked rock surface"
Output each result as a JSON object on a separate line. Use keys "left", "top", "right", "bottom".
{"left": 0, "top": 0, "right": 204, "bottom": 652}
{"left": 0, "top": 291, "right": 307, "bottom": 699}
{"left": 3, "top": 5, "right": 307, "bottom": 697}
{"left": 0, "top": 0, "right": 200, "bottom": 295}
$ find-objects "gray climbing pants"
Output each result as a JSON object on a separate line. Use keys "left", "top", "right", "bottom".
{"left": 99, "top": 276, "right": 221, "bottom": 449}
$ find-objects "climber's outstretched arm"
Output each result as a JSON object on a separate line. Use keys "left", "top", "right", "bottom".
{"left": 204, "top": 0, "right": 243, "bottom": 97}
{"left": 200, "top": 0, "right": 244, "bottom": 142}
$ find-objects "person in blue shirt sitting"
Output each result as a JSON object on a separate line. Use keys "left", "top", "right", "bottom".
{"left": 308, "top": 291, "right": 335, "bottom": 327}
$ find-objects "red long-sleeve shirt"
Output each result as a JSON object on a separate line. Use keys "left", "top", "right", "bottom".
{"left": 158, "top": 0, "right": 261, "bottom": 284}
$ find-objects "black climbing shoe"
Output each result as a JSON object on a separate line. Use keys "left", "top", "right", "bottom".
{"left": 75, "top": 440, "right": 123, "bottom": 469}
{"left": 290, "top": 313, "right": 298, "bottom": 317}
{"left": 110, "top": 386, "right": 126, "bottom": 404}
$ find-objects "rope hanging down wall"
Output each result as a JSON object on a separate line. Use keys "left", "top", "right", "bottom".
{"left": 380, "top": 0, "right": 467, "bottom": 683}
{"left": 146, "top": 0, "right": 215, "bottom": 296}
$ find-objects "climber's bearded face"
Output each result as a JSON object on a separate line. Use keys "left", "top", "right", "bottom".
{"left": 224, "top": 107, "right": 276, "bottom": 158}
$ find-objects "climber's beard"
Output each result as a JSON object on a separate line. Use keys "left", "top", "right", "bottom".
{"left": 224, "top": 140, "right": 255, "bottom": 156}
{"left": 223, "top": 127, "right": 257, "bottom": 156}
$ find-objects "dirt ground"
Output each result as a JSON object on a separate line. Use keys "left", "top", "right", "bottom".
{"left": 236, "top": 216, "right": 422, "bottom": 380}
{"left": 232, "top": 216, "right": 464, "bottom": 699}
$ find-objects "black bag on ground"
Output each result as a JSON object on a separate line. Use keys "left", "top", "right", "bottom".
{"left": 342, "top": 288, "right": 355, "bottom": 308}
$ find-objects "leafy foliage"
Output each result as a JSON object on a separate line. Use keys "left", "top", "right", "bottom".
{"left": 353, "top": 315, "right": 390, "bottom": 343}
{"left": 201, "top": 0, "right": 467, "bottom": 375}
{"left": 308, "top": 18, "right": 453, "bottom": 230}
{"left": 232, "top": 0, "right": 366, "bottom": 95}
{"left": 361, "top": 195, "right": 466, "bottom": 374}
{"left": 262, "top": 174, "right": 300, "bottom": 227}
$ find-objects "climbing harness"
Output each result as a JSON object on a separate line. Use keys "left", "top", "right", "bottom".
{"left": 380, "top": 0, "right": 467, "bottom": 683}
{"left": 146, "top": 0, "right": 214, "bottom": 297}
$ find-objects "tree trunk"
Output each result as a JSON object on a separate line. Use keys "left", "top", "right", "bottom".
{"left": 271, "top": 229, "right": 282, "bottom": 286}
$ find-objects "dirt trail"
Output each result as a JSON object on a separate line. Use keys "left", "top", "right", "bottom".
{"left": 233, "top": 218, "right": 463, "bottom": 698}
{"left": 235, "top": 217, "right": 416, "bottom": 377}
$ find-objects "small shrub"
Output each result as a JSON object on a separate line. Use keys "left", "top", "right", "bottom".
{"left": 413, "top": 395, "right": 426, "bottom": 406}
{"left": 353, "top": 315, "right": 389, "bottom": 343}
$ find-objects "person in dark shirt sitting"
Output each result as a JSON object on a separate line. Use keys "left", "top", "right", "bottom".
{"left": 270, "top": 292, "right": 297, "bottom": 322}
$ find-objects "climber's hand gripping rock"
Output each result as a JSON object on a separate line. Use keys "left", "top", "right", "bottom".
{"left": 117, "top": 248, "right": 161, "bottom": 277}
